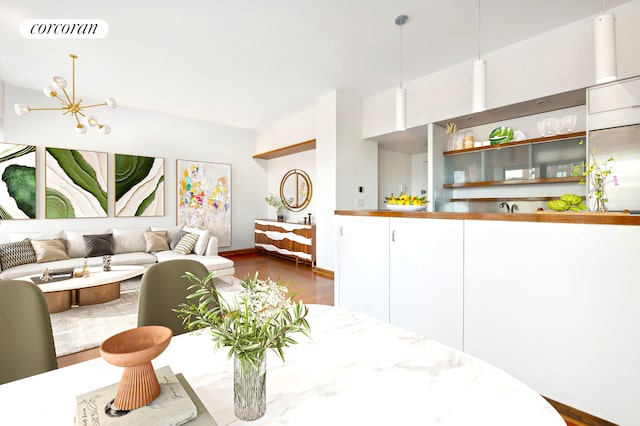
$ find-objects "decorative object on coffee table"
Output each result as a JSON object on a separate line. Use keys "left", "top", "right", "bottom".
{"left": 99, "top": 325, "right": 172, "bottom": 410}
{"left": 102, "top": 255, "right": 112, "bottom": 272}
{"left": 175, "top": 271, "right": 311, "bottom": 421}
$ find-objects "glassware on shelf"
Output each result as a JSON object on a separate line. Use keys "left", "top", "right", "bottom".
{"left": 536, "top": 121, "right": 546, "bottom": 137}
{"left": 551, "top": 118, "right": 564, "bottom": 135}
{"left": 563, "top": 115, "right": 577, "bottom": 132}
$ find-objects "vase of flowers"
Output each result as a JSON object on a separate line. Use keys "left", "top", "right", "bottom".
{"left": 265, "top": 193, "right": 287, "bottom": 221}
{"left": 578, "top": 145, "right": 618, "bottom": 212}
{"left": 174, "top": 271, "right": 311, "bottom": 421}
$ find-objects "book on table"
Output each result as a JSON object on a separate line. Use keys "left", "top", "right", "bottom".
{"left": 74, "top": 365, "right": 217, "bottom": 425}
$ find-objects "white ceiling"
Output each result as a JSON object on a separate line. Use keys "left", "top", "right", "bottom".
{"left": 0, "top": 0, "right": 634, "bottom": 131}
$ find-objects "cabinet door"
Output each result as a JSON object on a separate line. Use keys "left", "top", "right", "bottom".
{"left": 389, "top": 218, "right": 463, "bottom": 350}
{"left": 336, "top": 216, "right": 389, "bottom": 322}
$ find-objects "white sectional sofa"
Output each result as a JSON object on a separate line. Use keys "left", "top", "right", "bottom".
{"left": 0, "top": 225, "right": 234, "bottom": 281}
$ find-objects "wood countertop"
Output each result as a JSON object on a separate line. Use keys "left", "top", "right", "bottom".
{"left": 334, "top": 210, "right": 640, "bottom": 226}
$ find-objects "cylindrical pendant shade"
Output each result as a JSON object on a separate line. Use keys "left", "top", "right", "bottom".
{"left": 396, "top": 88, "right": 406, "bottom": 131}
{"left": 472, "top": 59, "right": 486, "bottom": 112}
{"left": 594, "top": 12, "right": 617, "bottom": 84}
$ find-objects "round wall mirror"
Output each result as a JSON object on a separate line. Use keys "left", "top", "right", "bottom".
{"left": 280, "top": 169, "right": 312, "bottom": 211}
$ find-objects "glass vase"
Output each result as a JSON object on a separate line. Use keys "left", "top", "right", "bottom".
{"left": 234, "top": 353, "right": 266, "bottom": 421}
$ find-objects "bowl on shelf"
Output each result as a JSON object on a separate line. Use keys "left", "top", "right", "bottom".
{"left": 386, "top": 204, "right": 426, "bottom": 212}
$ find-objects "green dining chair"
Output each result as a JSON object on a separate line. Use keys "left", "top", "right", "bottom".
{"left": 137, "top": 259, "right": 215, "bottom": 336}
{"left": 0, "top": 280, "right": 58, "bottom": 384}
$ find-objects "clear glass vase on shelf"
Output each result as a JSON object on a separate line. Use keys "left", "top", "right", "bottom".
{"left": 234, "top": 353, "right": 267, "bottom": 421}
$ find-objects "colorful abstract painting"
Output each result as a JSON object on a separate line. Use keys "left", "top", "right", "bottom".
{"left": 115, "top": 154, "right": 165, "bottom": 217}
{"left": 45, "top": 148, "right": 108, "bottom": 218}
{"left": 0, "top": 143, "right": 36, "bottom": 219}
{"left": 177, "top": 160, "right": 231, "bottom": 247}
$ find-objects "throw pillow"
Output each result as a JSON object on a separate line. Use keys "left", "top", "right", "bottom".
{"left": 169, "top": 230, "right": 187, "bottom": 250}
{"left": 112, "top": 227, "right": 149, "bottom": 254}
{"left": 173, "top": 233, "right": 199, "bottom": 255}
{"left": 66, "top": 229, "right": 112, "bottom": 258}
{"left": 83, "top": 234, "right": 114, "bottom": 257}
{"left": 144, "top": 231, "right": 170, "bottom": 253}
{"left": 183, "top": 226, "right": 210, "bottom": 255}
{"left": 30, "top": 238, "right": 71, "bottom": 263}
{"left": 0, "top": 240, "right": 38, "bottom": 270}
{"left": 10, "top": 230, "right": 63, "bottom": 243}
{"left": 150, "top": 225, "right": 183, "bottom": 244}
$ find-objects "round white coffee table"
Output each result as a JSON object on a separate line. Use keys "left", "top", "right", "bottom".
{"left": 18, "top": 265, "right": 146, "bottom": 313}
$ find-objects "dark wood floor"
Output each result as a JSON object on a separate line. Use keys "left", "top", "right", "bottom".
{"left": 56, "top": 253, "right": 608, "bottom": 425}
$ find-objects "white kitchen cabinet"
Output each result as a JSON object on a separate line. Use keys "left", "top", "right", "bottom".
{"left": 336, "top": 215, "right": 389, "bottom": 322}
{"left": 389, "top": 217, "right": 464, "bottom": 350}
{"left": 588, "top": 75, "right": 640, "bottom": 130}
{"left": 463, "top": 220, "right": 640, "bottom": 425}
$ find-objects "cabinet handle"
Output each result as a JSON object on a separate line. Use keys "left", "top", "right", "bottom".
{"left": 391, "top": 230, "right": 396, "bottom": 242}
{"left": 340, "top": 226, "right": 343, "bottom": 236}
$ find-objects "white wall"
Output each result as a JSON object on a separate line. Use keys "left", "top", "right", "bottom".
{"left": 1, "top": 84, "right": 262, "bottom": 250}
{"left": 315, "top": 91, "right": 337, "bottom": 271}
{"left": 255, "top": 106, "right": 316, "bottom": 223}
{"left": 336, "top": 92, "right": 378, "bottom": 211}
{"left": 363, "top": 1, "right": 640, "bottom": 139}
{"left": 378, "top": 149, "right": 412, "bottom": 209}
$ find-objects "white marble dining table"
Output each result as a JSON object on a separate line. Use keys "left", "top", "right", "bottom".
{"left": 0, "top": 304, "right": 564, "bottom": 425}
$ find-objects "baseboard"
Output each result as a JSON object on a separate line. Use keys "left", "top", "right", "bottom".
{"left": 219, "top": 248, "right": 256, "bottom": 257}
{"left": 313, "top": 267, "right": 334, "bottom": 279}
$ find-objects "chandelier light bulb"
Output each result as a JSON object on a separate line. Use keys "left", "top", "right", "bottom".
{"left": 85, "top": 115, "right": 99, "bottom": 127}
{"left": 51, "top": 76, "right": 67, "bottom": 90}
{"left": 98, "top": 124, "right": 111, "bottom": 134}
{"left": 105, "top": 98, "right": 117, "bottom": 108}
{"left": 75, "top": 124, "right": 87, "bottom": 134}
{"left": 43, "top": 86, "right": 57, "bottom": 97}
{"left": 14, "top": 104, "right": 30, "bottom": 116}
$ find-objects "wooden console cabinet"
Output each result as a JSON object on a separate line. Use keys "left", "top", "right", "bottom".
{"left": 254, "top": 219, "right": 315, "bottom": 266}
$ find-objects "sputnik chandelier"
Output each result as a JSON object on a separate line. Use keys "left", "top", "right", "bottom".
{"left": 14, "top": 53, "right": 116, "bottom": 134}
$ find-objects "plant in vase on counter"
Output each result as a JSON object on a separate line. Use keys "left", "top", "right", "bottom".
{"left": 573, "top": 142, "right": 619, "bottom": 212}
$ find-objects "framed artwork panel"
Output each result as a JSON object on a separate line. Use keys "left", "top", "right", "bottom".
{"left": 45, "top": 147, "right": 108, "bottom": 218}
{"left": 177, "top": 159, "right": 231, "bottom": 247}
{"left": 0, "top": 143, "right": 37, "bottom": 219}
{"left": 115, "top": 153, "right": 165, "bottom": 217}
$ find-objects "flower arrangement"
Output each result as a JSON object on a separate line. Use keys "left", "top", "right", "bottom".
{"left": 264, "top": 193, "right": 286, "bottom": 212}
{"left": 574, "top": 142, "right": 618, "bottom": 212}
{"left": 174, "top": 271, "right": 311, "bottom": 366}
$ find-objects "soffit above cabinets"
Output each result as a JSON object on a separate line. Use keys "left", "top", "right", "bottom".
{"left": 434, "top": 88, "right": 587, "bottom": 129}
{"left": 368, "top": 126, "right": 428, "bottom": 155}
{"left": 369, "top": 88, "right": 587, "bottom": 155}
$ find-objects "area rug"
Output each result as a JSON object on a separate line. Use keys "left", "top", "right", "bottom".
{"left": 50, "top": 278, "right": 141, "bottom": 357}
{"left": 50, "top": 276, "right": 244, "bottom": 357}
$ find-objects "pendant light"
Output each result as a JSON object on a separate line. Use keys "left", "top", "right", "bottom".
{"left": 395, "top": 15, "right": 408, "bottom": 131}
{"left": 472, "top": 0, "right": 486, "bottom": 112}
{"left": 594, "top": 1, "right": 617, "bottom": 84}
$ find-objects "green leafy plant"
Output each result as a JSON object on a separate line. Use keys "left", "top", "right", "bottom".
{"left": 264, "top": 193, "right": 286, "bottom": 212}
{"left": 547, "top": 194, "right": 587, "bottom": 212}
{"left": 174, "top": 271, "right": 311, "bottom": 367}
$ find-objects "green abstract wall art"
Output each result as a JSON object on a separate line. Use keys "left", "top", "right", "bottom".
{"left": 0, "top": 143, "right": 36, "bottom": 219}
{"left": 115, "top": 153, "right": 165, "bottom": 217}
{"left": 45, "top": 147, "right": 108, "bottom": 218}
